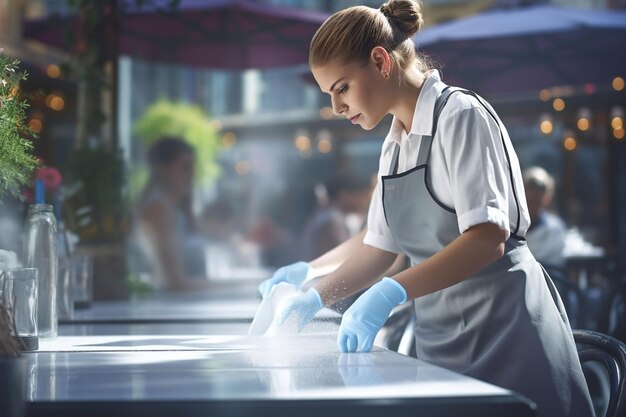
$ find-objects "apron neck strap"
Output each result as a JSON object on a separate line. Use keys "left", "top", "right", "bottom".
{"left": 389, "top": 143, "right": 401, "bottom": 175}
{"left": 416, "top": 135, "right": 432, "bottom": 166}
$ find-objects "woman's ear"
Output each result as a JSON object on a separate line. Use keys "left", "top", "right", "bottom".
{"left": 370, "top": 46, "right": 391, "bottom": 74}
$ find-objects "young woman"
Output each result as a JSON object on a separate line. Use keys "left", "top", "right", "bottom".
{"left": 258, "top": 1, "right": 594, "bottom": 416}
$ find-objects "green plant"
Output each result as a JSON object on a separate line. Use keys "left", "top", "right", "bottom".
{"left": 133, "top": 99, "right": 222, "bottom": 188}
{"left": 63, "top": 146, "right": 128, "bottom": 244}
{"left": 0, "top": 52, "right": 38, "bottom": 200}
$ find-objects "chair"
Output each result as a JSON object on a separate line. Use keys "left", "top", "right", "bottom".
{"left": 573, "top": 329, "right": 626, "bottom": 417}
{"left": 544, "top": 265, "right": 587, "bottom": 328}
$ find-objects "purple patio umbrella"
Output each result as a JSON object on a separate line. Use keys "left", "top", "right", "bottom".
{"left": 414, "top": 5, "right": 626, "bottom": 96}
{"left": 23, "top": 0, "right": 329, "bottom": 69}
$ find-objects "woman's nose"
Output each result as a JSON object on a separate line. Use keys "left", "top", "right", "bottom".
{"left": 331, "top": 95, "right": 346, "bottom": 116}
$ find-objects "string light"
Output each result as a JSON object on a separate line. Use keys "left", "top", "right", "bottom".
{"left": 614, "top": 128, "right": 625, "bottom": 140}
{"left": 28, "top": 111, "right": 44, "bottom": 133}
{"left": 50, "top": 96, "right": 64, "bottom": 111}
{"left": 576, "top": 108, "right": 591, "bottom": 132}
{"left": 317, "top": 130, "right": 332, "bottom": 153}
{"left": 294, "top": 130, "right": 311, "bottom": 152}
{"left": 539, "top": 113, "right": 553, "bottom": 135}
{"left": 563, "top": 136, "right": 577, "bottom": 151}
{"left": 552, "top": 98, "right": 565, "bottom": 112}
{"left": 45, "top": 92, "right": 65, "bottom": 111}
{"left": 611, "top": 107, "right": 624, "bottom": 131}
{"left": 539, "top": 89, "right": 551, "bottom": 102}
{"left": 46, "top": 64, "right": 60, "bottom": 79}
{"left": 28, "top": 118, "right": 42, "bottom": 133}
{"left": 612, "top": 76, "right": 625, "bottom": 92}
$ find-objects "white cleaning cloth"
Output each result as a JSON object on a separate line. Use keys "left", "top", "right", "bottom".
{"left": 248, "top": 282, "right": 298, "bottom": 336}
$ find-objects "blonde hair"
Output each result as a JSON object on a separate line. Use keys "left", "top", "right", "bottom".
{"left": 523, "top": 167, "right": 555, "bottom": 198}
{"left": 309, "top": 0, "right": 430, "bottom": 84}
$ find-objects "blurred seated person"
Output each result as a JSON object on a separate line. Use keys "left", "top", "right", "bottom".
{"left": 523, "top": 166, "right": 567, "bottom": 268}
{"left": 134, "top": 137, "right": 209, "bottom": 291}
{"left": 300, "top": 175, "right": 371, "bottom": 261}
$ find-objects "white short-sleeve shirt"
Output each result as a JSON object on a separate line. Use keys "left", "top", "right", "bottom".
{"left": 364, "top": 70, "right": 531, "bottom": 256}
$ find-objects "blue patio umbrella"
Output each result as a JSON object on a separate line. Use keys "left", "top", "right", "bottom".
{"left": 414, "top": 5, "right": 626, "bottom": 96}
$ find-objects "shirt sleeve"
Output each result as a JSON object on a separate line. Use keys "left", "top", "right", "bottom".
{"left": 364, "top": 139, "right": 403, "bottom": 254}
{"left": 438, "top": 103, "right": 512, "bottom": 239}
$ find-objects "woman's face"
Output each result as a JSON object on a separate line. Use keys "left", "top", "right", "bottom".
{"left": 162, "top": 152, "right": 195, "bottom": 195}
{"left": 312, "top": 57, "right": 391, "bottom": 131}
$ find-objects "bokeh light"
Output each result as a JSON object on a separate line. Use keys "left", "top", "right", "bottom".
{"left": 46, "top": 64, "right": 61, "bottom": 79}
{"left": 563, "top": 136, "right": 577, "bottom": 151}
{"left": 552, "top": 98, "right": 565, "bottom": 112}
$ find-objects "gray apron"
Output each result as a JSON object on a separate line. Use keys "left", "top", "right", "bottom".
{"left": 381, "top": 87, "right": 594, "bottom": 417}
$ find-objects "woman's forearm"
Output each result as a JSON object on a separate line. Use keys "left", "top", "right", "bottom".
{"left": 394, "top": 222, "right": 507, "bottom": 299}
{"left": 309, "top": 229, "right": 367, "bottom": 278}
{"left": 314, "top": 243, "right": 397, "bottom": 306}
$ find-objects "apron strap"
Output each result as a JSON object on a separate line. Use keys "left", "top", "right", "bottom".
{"left": 429, "top": 85, "right": 524, "bottom": 240}
{"left": 389, "top": 142, "right": 401, "bottom": 175}
{"left": 431, "top": 86, "right": 455, "bottom": 138}
{"left": 416, "top": 85, "right": 457, "bottom": 167}
{"left": 416, "top": 135, "right": 432, "bottom": 166}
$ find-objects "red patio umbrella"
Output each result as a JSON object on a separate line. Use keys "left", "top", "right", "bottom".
{"left": 23, "top": 0, "right": 329, "bottom": 69}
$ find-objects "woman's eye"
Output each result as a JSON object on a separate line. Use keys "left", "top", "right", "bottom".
{"left": 338, "top": 85, "right": 348, "bottom": 94}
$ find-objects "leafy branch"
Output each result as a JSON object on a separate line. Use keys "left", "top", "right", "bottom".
{"left": 0, "top": 51, "right": 38, "bottom": 200}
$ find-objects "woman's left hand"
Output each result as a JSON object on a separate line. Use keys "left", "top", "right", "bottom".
{"left": 337, "top": 277, "right": 407, "bottom": 353}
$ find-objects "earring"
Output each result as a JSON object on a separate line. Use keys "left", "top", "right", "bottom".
{"left": 382, "top": 71, "right": 390, "bottom": 80}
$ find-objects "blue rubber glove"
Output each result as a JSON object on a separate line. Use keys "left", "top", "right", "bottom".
{"left": 273, "top": 287, "right": 323, "bottom": 333}
{"left": 338, "top": 277, "right": 407, "bottom": 353}
{"left": 258, "top": 261, "right": 311, "bottom": 299}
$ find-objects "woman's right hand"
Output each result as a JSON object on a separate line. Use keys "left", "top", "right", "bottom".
{"left": 257, "top": 261, "right": 311, "bottom": 298}
{"left": 271, "top": 287, "right": 323, "bottom": 333}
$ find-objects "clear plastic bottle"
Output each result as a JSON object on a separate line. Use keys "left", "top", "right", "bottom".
{"left": 22, "top": 203, "right": 58, "bottom": 338}
{"left": 56, "top": 218, "right": 74, "bottom": 320}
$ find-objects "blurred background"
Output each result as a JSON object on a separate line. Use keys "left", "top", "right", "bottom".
{"left": 1, "top": 0, "right": 625, "bottom": 339}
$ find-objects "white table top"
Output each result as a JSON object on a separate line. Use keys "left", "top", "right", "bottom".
{"left": 24, "top": 332, "right": 534, "bottom": 417}
{"left": 34, "top": 283, "right": 536, "bottom": 417}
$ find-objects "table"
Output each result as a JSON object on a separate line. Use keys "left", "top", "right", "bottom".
{"left": 63, "top": 284, "right": 340, "bottom": 324}
{"left": 29, "top": 284, "right": 535, "bottom": 417}
{"left": 24, "top": 332, "right": 535, "bottom": 417}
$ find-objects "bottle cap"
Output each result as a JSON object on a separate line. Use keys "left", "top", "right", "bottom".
{"left": 35, "top": 179, "right": 45, "bottom": 204}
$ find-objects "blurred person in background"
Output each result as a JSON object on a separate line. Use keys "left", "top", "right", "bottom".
{"left": 523, "top": 167, "right": 567, "bottom": 269}
{"left": 256, "top": 1, "right": 593, "bottom": 416}
{"left": 133, "top": 137, "right": 210, "bottom": 291}
{"left": 300, "top": 174, "right": 371, "bottom": 261}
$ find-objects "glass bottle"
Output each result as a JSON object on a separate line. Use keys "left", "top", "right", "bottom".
{"left": 22, "top": 203, "right": 58, "bottom": 338}
{"left": 56, "top": 218, "right": 74, "bottom": 320}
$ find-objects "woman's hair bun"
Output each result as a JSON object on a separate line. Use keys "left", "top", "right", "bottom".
{"left": 379, "top": 0, "right": 423, "bottom": 38}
